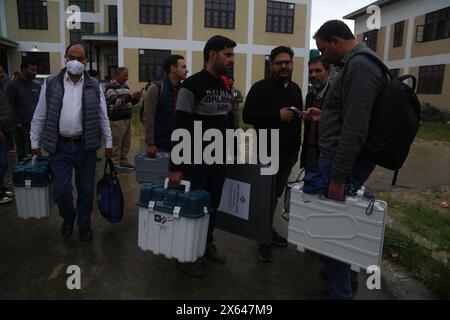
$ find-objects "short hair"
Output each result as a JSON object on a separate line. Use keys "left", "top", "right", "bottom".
{"left": 116, "top": 67, "right": 128, "bottom": 74}
{"left": 163, "top": 54, "right": 185, "bottom": 74}
{"left": 270, "top": 46, "right": 294, "bottom": 62}
{"left": 313, "top": 20, "right": 356, "bottom": 42}
{"left": 308, "top": 56, "right": 331, "bottom": 71}
{"left": 20, "top": 60, "right": 37, "bottom": 70}
{"left": 88, "top": 69, "right": 99, "bottom": 78}
{"left": 203, "top": 35, "right": 237, "bottom": 63}
{"left": 65, "top": 43, "right": 87, "bottom": 56}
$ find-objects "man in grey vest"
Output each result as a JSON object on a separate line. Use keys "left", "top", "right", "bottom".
{"left": 31, "top": 43, "right": 113, "bottom": 242}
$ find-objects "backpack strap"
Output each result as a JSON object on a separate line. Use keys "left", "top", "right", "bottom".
{"left": 341, "top": 51, "right": 393, "bottom": 81}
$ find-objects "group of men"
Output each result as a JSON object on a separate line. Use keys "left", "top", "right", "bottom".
{"left": 0, "top": 19, "right": 387, "bottom": 300}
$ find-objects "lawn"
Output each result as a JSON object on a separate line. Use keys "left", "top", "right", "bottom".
{"left": 417, "top": 121, "right": 450, "bottom": 143}
{"left": 383, "top": 227, "right": 450, "bottom": 299}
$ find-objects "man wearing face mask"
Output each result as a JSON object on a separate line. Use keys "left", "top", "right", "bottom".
{"left": 243, "top": 46, "right": 303, "bottom": 263}
{"left": 30, "top": 43, "right": 113, "bottom": 242}
{"left": 300, "top": 56, "right": 330, "bottom": 172}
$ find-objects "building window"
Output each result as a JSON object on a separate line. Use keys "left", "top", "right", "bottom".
{"left": 364, "top": 29, "right": 378, "bottom": 52}
{"left": 266, "top": 1, "right": 295, "bottom": 34}
{"left": 139, "top": 49, "right": 171, "bottom": 82}
{"left": 417, "top": 65, "right": 445, "bottom": 95}
{"left": 205, "top": 0, "right": 235, "bottom": 29}
{"left": 393, "top": 21, "right": 404, "bottom": 48}
{"left": 423, "top": 7, "right": 450, "bottom": 42}
{"left": 390, "top": 68, "right": 400, "bottom": 78}
{"left": 69, "top": 0, "right": 94, "bottom": 12}
{"left": 106, "top": 53, "right": 118, "bottom": 81}
{"left": 70, "top": 23, "right": 96, "bottom": 62}
{"left": 21, "top": 52, "right": 50, "bottom": 75}
{"left": 109, "top": 5, "right": 118, "bottom": 34}
{"left": 139, "top": 0, "right": 172, "bottom": 25}
{"left": 17, "top": 0, "right": 48, "bottom": 30}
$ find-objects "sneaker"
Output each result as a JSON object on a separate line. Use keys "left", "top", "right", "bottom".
{"left": 0, "top": 193, "right": 12, "bottom": 205}
{"left": 119, "top": 161, "right": 135, "bottom": 170}
{"left": 2, "top": 187, "right": 14, "bottom": 198}
{"left": 257, "top": 244, "right": 272, "bottom": 263}
{"left": 176, "top": 260, "right": 204, "bottom": 278}
{"left": 272, "top": 229, "right": 288, "bottom": 247}
{"left": 205, "top": 243, "right": 226, "bottom": 263}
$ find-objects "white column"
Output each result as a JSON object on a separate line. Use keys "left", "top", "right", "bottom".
{"left": 245, "top": 0, "right": 255, "bottom": 95}
{"left": 403, "top": 17, "right": 415, "bottom": 75}
{"left": 384, "top": 23, "right": 391, "bottom": 63}
{"left": 117, "top": 0, "right": 124, "bottom": 66}
{"left": 186, "top": 0, "right": 194, "bottom": 72}
{"left": 60, "top": 0, "right": 68, "bottom": 68}
{"left": 302, "top": 0, "right": 312, "bottom": 99}
{"left": 0, "top": 0, "right": 7, "bottom": 36}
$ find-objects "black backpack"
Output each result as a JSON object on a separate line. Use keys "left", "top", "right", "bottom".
{"left": 139, "top": 80, "right": 164, "bottom": 123}
{"left": 344, "top": 52, "right": 421, "bottom": 185}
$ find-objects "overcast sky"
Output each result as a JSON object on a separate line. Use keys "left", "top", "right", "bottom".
{"left": 310, "top": 0, "right": 375, "bottom": 49}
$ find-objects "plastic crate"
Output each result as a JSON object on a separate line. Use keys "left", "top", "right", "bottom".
{"left": 136, "top": 179, "right": 211, "bottom": 263}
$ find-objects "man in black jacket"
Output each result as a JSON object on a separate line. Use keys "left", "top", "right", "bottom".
{"left": 243, "top": 46, "right": 303, "bottom": 263}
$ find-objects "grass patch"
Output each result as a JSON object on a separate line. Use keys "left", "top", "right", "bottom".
{"left": 131, "top": 107, "right": 144, "bottom": 135}
{"left": 380, "top": 195, "right": 450, "bottom": 250}
{"left": 383, "top": 227, "right": 450, "bottom": 299}
{"left": 416, "top": 121, "right": 450, "bottom": 143}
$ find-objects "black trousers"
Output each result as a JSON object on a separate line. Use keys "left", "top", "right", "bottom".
{"left": 182, "top": 164, "right": 227, "bottom": 245}
{"left": 15, "top": 123, "right": 31, "bottom": 162}
{"left": 260, "top": 157, "right": 295, "bottom": 246}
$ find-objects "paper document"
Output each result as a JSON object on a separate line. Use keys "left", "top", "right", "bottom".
{"left": 218, "top": 179, "right": 251, "bottom": 221}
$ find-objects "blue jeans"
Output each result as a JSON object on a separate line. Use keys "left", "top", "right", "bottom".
{"left": 0, "top": 132, "right": 12, "bottom": 189}
{"left": 50, "top": 141, "right": 97, "bottom": 227}
{"left": 318, "top": 154, "right": 375, "bottom": 300}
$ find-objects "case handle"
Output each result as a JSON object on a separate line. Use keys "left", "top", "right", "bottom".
{"left": 164, "top": 178, "right": 191, "bottom": 193}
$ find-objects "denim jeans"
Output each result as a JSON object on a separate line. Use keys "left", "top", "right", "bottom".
{"left": 318, "top": 154, "right": 375, "bottom": 300}
{"left": 50, "top": 141, "right": 97, "bottom": 226}
{"left": 0, "top": 132, "right": 12, "bottom": 189}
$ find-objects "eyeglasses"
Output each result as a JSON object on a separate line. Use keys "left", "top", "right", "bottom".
{"left": 272, "top": 60, "right": 293, "bottom": 66}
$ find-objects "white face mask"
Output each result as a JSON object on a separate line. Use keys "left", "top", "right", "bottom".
{"left": 66, "top": 60, "right": 85, "bottom": 75}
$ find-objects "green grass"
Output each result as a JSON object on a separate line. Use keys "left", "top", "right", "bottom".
{"left": 397, "top": 203, "right": 450, "bottom": 250}
{"left": 381, "top": 195, "right": 450, "bottom": 250}
{"left": 383, "top": 227, "right": 450, "bottom": 299}
{"left": 131, "top": 107, "right": 144, "bottom": 134}
{"left": 417, "top": 121, "right": 450, "bottom": 143}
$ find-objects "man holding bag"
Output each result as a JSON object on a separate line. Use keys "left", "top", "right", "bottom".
{"left": 31, "top": 43, "right": 113, "bottom": 242}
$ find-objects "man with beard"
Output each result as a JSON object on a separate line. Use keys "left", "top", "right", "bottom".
{"left": 303, "top": 20, "right": 386, "bottom": 300}
{"left": 5, "top": 60, "right": 41, "bottom": 162}
{"left": 300, "top": 56, "right": 330, "bottom": 172}
{"left": 169, "top": 35, "right": 236, "bottom": 277}
{"left": 243, "top": 46, "right": 303, "bottom": 263}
